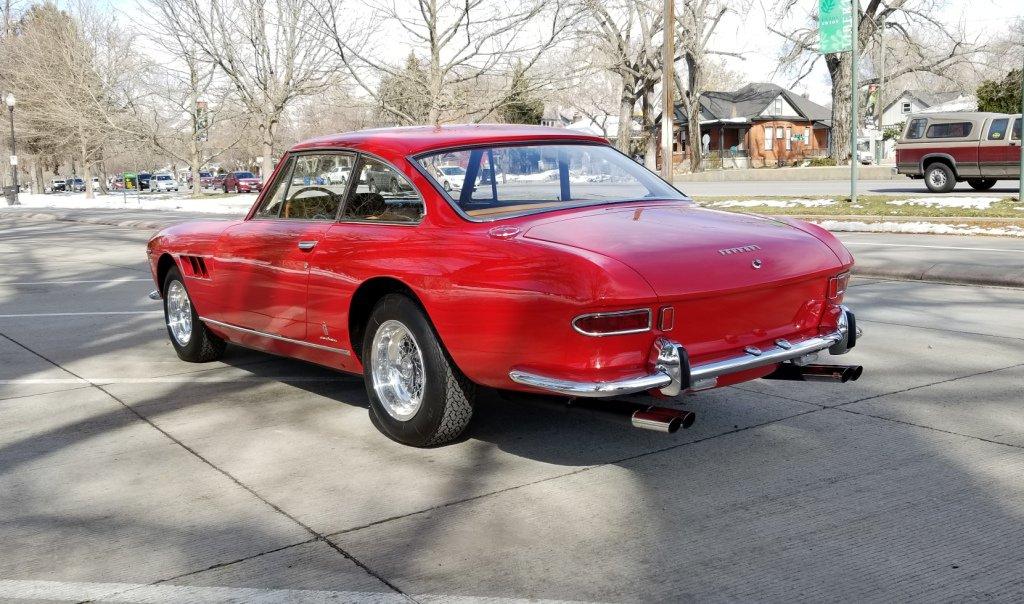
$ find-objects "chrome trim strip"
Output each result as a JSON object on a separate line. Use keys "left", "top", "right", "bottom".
{"left": 571, "top": 308, "right": 652, "bottom": 337}
{"left": 200, "top": 317, "right": 351, "bottom": 356}
{"left": 509, "top": 369, "right": 672, "bottom": 398}
{"left": 509, "top": 328, "right": 847, "bottom": 398}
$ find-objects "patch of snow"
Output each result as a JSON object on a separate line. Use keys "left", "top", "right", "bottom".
{"left": 816, "top": 220, "right": 1024, "bottom": 237}
{"left": 887, "top": 196, "right": 1002, "bottom": 210}
{"left": 12, "top": 192, "right": 255, "bottom": 215}
{"left": 709, "top": 198, "right": 836, "bottom": 208}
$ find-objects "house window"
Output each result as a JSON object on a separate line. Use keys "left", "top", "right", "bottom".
{"left": 785, "top": 127, "right": 792, "bottom": 150}
{"left": 764, "top": 127, "right": 773, "bottom": 150}
{"left": 774, "top": 97, "right": 783, "bottom": 114}
{"left": 902, "top": 102, "right": 911, "bottom": 113}
{"left": 804, "top": 127, "right": 811, "bottom": 146}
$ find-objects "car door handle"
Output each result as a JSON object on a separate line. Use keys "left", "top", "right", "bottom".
{"left": 297, "top": 240, "right": 318, "bottom": 251}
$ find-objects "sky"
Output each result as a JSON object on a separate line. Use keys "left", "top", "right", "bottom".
{"left": 98, "top": 0, "right": 1024, "bottom": 107}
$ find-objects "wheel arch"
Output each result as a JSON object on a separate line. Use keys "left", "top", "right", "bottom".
{"left": 156, "top": 253, "right": 179, "bottom": 293}
{"left": 921, "top": 153, "right": 958, "bottom": 178}
{"left": 348, "top": 276, "right": 428, "bottom": 361}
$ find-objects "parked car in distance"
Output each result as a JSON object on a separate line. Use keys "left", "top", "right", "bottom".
{"left": 223, "top": 171, "right": 262, "bottom": 193}
{"left": 150, "top": 173, "right": 180, "bottom": 192}
{"left": 209, "top": 173, "right": 227, "bottom": 191}
{"left": 433, "top": 165, "right": 466, "bottom": 191}
{"left": 147, "top": 125, "right": 862, "bottom": 447}
{"left": 896, "top": 112, "right": 1021, "bottom": 192}
{"left": 67, "top": 178, "right": 86, "bottom": 192}
{"left": 138, "top": 172, "right": 153, "bottom": 191}
{"left": 186, "top": 171, "right": 214, "bottom": 189}
{"left": 48, "top": 178, "right": 66, "bottom": 193}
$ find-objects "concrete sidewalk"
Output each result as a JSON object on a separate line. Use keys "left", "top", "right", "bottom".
{"left": 2, "top": 207, "right": 1023, "bottom": 288}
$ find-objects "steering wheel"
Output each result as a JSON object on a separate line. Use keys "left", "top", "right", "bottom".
{"left": 284, "top": 186, "right": 339, "bottom": 219}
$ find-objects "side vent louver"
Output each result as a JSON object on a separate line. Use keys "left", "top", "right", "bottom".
{"left": 180, "top": 255, "right": 211, "bottom": 279}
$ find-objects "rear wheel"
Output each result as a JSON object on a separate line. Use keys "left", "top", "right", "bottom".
{"left": 967, "top": 178, "right": 997, "bottom": 191}
{"left": 924, "top": 163, "right": 956, "bottom": 193}
{"left": 362, "top": 294, "right": 474, "bottom": 447}
{"left": 163, "top": 267, "right": 226, "bottom": 363}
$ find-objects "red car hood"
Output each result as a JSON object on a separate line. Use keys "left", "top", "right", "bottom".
{"left": 523, "top": 204, "right": 844, "bottom": 298}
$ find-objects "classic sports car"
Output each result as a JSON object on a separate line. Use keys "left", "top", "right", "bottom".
{"left": 147, "top": 125, "right": 862, "bottom": 447}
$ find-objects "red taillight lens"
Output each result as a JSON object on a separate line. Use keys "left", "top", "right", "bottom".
{"left": 572, "top": 309, "right": 651, "bottom": 336}
{"left": 828, "top": 271, "right": 851, "bottom": 302}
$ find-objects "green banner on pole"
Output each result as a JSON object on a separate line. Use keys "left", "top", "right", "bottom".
{"left": 819, "top": 0, "right": 853, "bottom": 54}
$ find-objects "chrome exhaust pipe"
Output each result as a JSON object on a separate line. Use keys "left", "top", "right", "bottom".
{"left": 631, "top": 406, "right": 696, "bottom": 433}
{"left": 763, "top": 363, "right": 863, "bottom": 383}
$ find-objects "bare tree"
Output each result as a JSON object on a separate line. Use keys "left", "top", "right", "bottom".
{"left": 149, "top": 0, "right": 336, "bottom": 180}
{"left": 315, "top": 0, "right": 576, "bottom": 126}
{"left": 770, "top": 0, "right": 984, "bottom": 164}
{"left": 673, "top": 0, "right": 748, "bottom": 171}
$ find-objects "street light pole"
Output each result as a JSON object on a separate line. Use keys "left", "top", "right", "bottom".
{"left": 850, "top": 0, "right": 859, "bottom": 205}
{"left": 5, "top": 93, "right": 18, "bottom": 206}
{"left": 660, "top": 0, "right": 674, "bottom": 183}
{"left": 1019, "top": 53, "right": 1023, "bottom": 203}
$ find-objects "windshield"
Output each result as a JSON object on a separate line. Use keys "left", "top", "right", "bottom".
{"left": 417, "top": 144, "right": 684, "bottom": 220}
{"left": 235, "top": 172, "right": 256, "bottom": 179}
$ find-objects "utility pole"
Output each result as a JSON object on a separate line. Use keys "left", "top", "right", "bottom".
{"left": 850, "top": 0, "right": 859, "bottom": 205}
{"left": 660, "top": 0, "right": 674, "bottom": 183}
{"left": 1019, "top": 53, "right": 1023, "bottom": 203}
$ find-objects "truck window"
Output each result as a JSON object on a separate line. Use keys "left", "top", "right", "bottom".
{"left": 1014, "top": 118, "right": 1021, "bottom": 141}
{"left": 906, "top": 118, "right": 926, "bottom": 139}
{"left": 926, "top": 122, "right": 972, "bottom": 139}
{"left": 988, "top": 119, "right": 1009, "bottom": 140}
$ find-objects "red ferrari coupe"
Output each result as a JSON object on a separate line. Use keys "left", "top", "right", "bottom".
{"left": 147, "top": 125, "right": 862, "bottom": 446}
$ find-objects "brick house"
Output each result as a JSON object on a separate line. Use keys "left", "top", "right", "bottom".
{"left": 659, "top": 83, "right": 832, "bottom": 168}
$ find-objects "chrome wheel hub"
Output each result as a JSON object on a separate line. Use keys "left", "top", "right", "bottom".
{"left": 928, "top": 170, "right": 946, "bottom": 188}
{"left": 370, "top": 320, "right": 425, "bottom": 421}
{"left": 166, "top": 280, "right": 193, "bottom": 346}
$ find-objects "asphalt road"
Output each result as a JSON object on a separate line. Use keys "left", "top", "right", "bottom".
{"left": 2, "top": 216, "right": 1024, "bottom": 602}
{"left": 677, "top": 178, "right": 1022, "bottom": 198}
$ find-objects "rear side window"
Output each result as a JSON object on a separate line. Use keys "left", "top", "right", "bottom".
{"left": 906, "top": 118, "right": 926, "bottom": 139}
{"left": 926, "top": 122, "right": 973, "bottom": 139}
{"left": 988, "top": 119, "right": 1009, "bottom": 140}
{"left": 1014, "top": 118, "right": 1021, "bottom": 141}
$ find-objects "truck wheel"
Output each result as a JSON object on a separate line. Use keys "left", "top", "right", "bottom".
{"left": 924, "top": 163, "right": 956, "bottom": 193}
{"left": 967, "top": 178, "right": 997, "bottom": 191}
{"left": 363, "top": 294, "right": 475, "bottom": 447}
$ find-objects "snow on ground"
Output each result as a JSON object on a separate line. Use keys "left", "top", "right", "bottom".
{"left": 709, "top": 198, "right": 837, "bottom": 208}
{"left": 887, "top": 197, "right": 1003, "bottom": 210}
{"left": 14, "top": 192, "right": 256, "bottom": 214}
{"left": 816, "top": 220, "right": 1024, "bottom": 237}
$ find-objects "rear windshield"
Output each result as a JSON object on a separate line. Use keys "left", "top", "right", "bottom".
{"left": 926, "top": 122, "right": 973, "bottom": 139}
{"left": 906, "top": 118, "right": 927, "bottom": 139}
{"left": 416, "top": 143, "right": 685, "bottom": 220}
{"left": 156, "top": 175, "right": 172, "bottom": 180}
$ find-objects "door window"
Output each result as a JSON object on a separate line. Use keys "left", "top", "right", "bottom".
{"left": 281, "top": 154, "right": 356, "bottom": 220}
{"left": 988, "top": 118, "right": 1009, "bottom": 140}
{"left": 254, "top": 158, "right": 294, "bottom": 218}
{"left": 343, "top": 157, "right": 424, "bottom": 223}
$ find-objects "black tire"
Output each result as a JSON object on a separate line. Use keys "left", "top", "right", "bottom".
{"left": 389, "top": 178, "right": 400, "bottom": 194}
{"left": 924, "top": 162, "right": 956, "bottom": 193}
{"left": 162, "top": 267, "right": 226, "bottom": 363}
{"left": 967, "top": 178, "right": 997, "bottom": 191}
{"left": 442, "top": 180, "right": 451, "bottom": 192}
{"left": 223, "top": 185, "right": 229, "bottom": 193}
{"left": 362, "top": 294, "right": 474, "bottom": 447}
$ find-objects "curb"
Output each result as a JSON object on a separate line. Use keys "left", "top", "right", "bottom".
{"left": 3, "top": 208, "right": 1021, "bottom": 289}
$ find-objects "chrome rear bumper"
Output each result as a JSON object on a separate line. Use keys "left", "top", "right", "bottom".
{"left": 509, "top": 307, "right": 860, "bottom": 398}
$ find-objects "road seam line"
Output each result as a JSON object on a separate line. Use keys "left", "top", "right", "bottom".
{"left": 0, "top": 331, "right": 414, "bottom": 603}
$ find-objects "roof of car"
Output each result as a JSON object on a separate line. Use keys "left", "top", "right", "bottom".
{"left": 290, "top": 124, "right": 610, "bottom": 156}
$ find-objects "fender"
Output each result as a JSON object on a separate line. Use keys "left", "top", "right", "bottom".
{"left": 919, "top": 153, "right": 958, "bottom": 177}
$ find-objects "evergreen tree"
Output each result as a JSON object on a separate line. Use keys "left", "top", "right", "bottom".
{"left": 498, "top": 62, "right": 544, "bottom": 125}
{"left": 977, "top": 70, "right": 1023, "bottom": 114}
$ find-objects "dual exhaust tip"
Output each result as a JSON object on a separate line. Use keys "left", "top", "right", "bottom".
{"left": 763, "top": 363, "right": 864, "bottom": 384}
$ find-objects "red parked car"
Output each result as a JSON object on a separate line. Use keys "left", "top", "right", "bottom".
{"left": 223, "top": 170, "right": 262, "bottom": 193}
{"left": 147, "top": 125, "right": 862, "bottom": 447}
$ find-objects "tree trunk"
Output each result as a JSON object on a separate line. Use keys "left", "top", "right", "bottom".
{"left": 191, "top": 137, "right": 202, "bottom": 197}
{"left": 642, "top": 86, "right": 657, "bottom": 169}
{"left": 259, "top": 115, "right": 276, "bottom": 182}
{"left": 31, "top": 158, "right": 43, "bottom": 194}
{"left": 827, "top": 53, "right": 852, "bottom": 165}
{"left": 616, "top": 74, "right": 636, "bottom": 154}
{"left": 686, "top": 54, "right": 703, "bottom": 173}
{"left": 80, "top": 139, "right": 93, "bottom": 200}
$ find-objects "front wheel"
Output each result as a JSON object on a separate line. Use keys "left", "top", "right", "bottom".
{"left": 967, "top": 178, "right": 997, "bottom": 191}
{"left": 924, "top": 163, "right": 956, "bottom": 193}
{"left": 163, "top": 267, "right": 226, "bottom": 363}
{"left": 362, "top": 294, "right": 475, "bottom": 447}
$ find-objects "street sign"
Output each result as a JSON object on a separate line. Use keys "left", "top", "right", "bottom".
{"left": 9, "top": 155, "right": 16, "bottom": 166}
{"left": 819, "top": 0, "right": 853, "bottom": 54}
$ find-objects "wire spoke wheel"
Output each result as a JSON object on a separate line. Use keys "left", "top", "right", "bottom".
{"left": 370, "top": 319, "right": 426, "bottom": 421}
